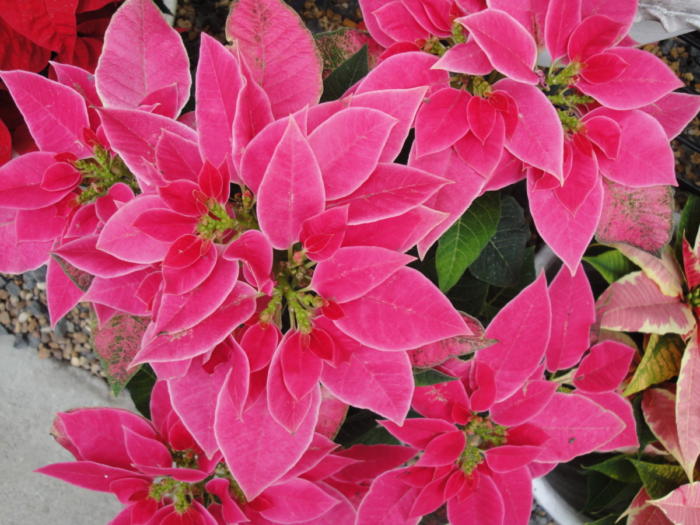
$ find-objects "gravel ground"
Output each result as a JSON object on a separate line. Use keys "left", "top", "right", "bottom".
{"left": 7, "top": 3, "right": 700, "bottom": 525}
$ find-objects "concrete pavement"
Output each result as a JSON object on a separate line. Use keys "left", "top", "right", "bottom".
{"left": 1, "top": 336, "right": 136, "bottom": 525}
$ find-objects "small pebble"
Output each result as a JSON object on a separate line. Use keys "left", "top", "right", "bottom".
{"left": 6, "top": 282, "right": 21, "bottom": 297}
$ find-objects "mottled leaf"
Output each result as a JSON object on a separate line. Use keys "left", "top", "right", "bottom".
{"left": 413, "top": 369, "right": 458, "bottom": 386}
{"left": 625, "top": 335, "right": 682, "bottom": 396}
{"left": 629, "top": 460, "right": 687, "bottom": 500}
{"left": 596, "top": 181, "right": 673, "bottom": 254}
{"left": 92, "top": 314, "right": 149, "bottom": 395}
{"left": 677, "top": 336, "right": 700, "bottom": 481}
{"left": 321, "top": 45, "right": 368, "bottom": 102}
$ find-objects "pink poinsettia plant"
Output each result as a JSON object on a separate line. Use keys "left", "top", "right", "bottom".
{"left": 1, "top": 0, "right": 699, "bottom": 523}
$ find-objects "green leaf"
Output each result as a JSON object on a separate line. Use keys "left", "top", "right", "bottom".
{"left": 584, "top": 249, "right": 635, "bottom": 284}
{"left": 629, "top": 459, "right": 688, "bottom": 499}
{"left": 350, "top": 424, "right": 401, "bottom": 446}
{"left": 125, "top": 364, "right": 156, "bottom": 419}
{"left": 321, "top": 45, "right": 368, "bottom": 102}
{"left": 624, "top": 334, "right": 683, "bottom": 396}
{"left": 632, "top": 395, "right": 657, "bottom": 450}
{"left": 584, "top": 471, "right": 640, "bottom": 515}
{"left": 436, "top": 192, "right": 501, "bottom": 292}
{"left": 413, "top": 368, "right": 458, "bottom": 386}
{"left": 585, "top": 515, "right": 618, "bottom": 525}
{"left": 677, "top": 194, "right": 700, "bottom": 250}
{"left": 446, "top": 271, "right": 489, "bottom": 319}
{"left": 481, "top": 246, "right": 536, "bottom": 321}
{"left": 585, "top": 455, "right": 640, "bottom": 483}
{"left": 469, "top": 196, "right": 529, "bottom": 287}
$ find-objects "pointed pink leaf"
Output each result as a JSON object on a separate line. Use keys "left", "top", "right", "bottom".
{"left": 46, "top": 256, "right": 84, "bottom": 326}
{"left": 487, "top": 0, "right": 548, "bottom": 42}
{"left": 528, "top": 174, "right": 603, "bottom": 272}
{"left": 639, "top": 92, "right": 700, "bottom": 140}
{"left": 490, "top": 380, "right": 557, "bottom": 427}
{"left": 546, "top": 263, "right": 595, "bottom": 372}
{"left": 412, "top": 378, "right": 470, "bottom": 423}
{"left": 433, "top": 40, "right": 493, "bottom": 76}
{"left": 372, "top": 1, "right": 428, "bottom": 43}
{"left": 577, "top": 48, "right": 683, "bottom": 110}
{"left": 459, "top": 9, "right": 538, "bottom": 85}
{"left": 409, "top": 314, "right": 493, "bottom": 368}
{"left": 97, "top": 195, "right": 172, "bottom": 263}
{"left": 52, "top": 407, "right": 155, "bottom": 468}
{"left": 496, "top": 79, "right": 564, "bottom": 180}
{"left": 241, "top": 322, "right": 281, "bottom": 372}
{"left": 299, "top": 207, "right": 348, "bottom": 263}
{"left": 169, "top": 354, "right": 233, "bottom": 458}
{"left": 580, "top": 0, "right": 637, "bottom": 34}
{"left": 334, "top": 267, "right": 469, "bottom": 351}
{"left": 312, "top": 246, "right": 413, "bottom": 303}
{"left": 226, "top": 0, "right": 322, "bottom": 117}
{"left": 321, "top": 341, "right": 414, "bottom": 424}
{"left": 573, "top": 340, "right": 635, "bottom": 392}
{"left": 257, "top": 118, "right": 325, "bottom": 249}
{"left": 588, "top": 108, "right": 676, "bottom": 187}
{"left": 651, "top": 482, "right": 700, "bottom": 524}
{"left": 316, "top": 386, "right": 349, "bottom": 439}
{"left": 123, "top": 427, "right": 171, "bottom": 468}
{"left": 347, "top": 87, "right": 427, "bottom": 163}
{"left": 417, "top": 430, "right": 465, "bottom": 467}
{"left": 677, "top": 337, "right": 700, "bottom": 481}
{"left": 330, "top": 163, "right": 447, "bottom": 225}
{"left": 54, "top": 235, "right": 146, "bottom": 278}
{"left": 356, "top": 52, "right": 449, "bottom": 94}
{"left": 260, "top": 479, "right": 339, "bottom": 523}
{"left": 215, "top": 373, "right": 320, "bottom": 499}
{"left": 0, "top": 71, "right": 90, "bottom": 157}
{"left": 96, "top": 0, "right": 190, "bottom": 114}
{"left": 267, "top": 345, "right": 318, "bottom": 432}
{"left": 308, "top": 107, "right": 396, "bottom": 199}
{"left": 155, "top": 131, "right": 203, "bottom": 182}
{"left": 567, "top": 15, "right": 625, "bottom": 60}
{"left": 343, "top": 205, "right": 448, "bottom": 254}
{"left": 195, "top": 33, "right": 243, "bottom": 168}
{"left": 584, "top": 116, "right": 622, "bottom": 159}
{"left": 584, "top": 391, "right": 638, "bottom": 451}
{"left": 133, "top": 282, "right": 257, "bottom": 364}
{"left": 453, "top": 119, "right": 505, "bottom": 178}
{"left": 223, "top": 230, "right": 273, "bottom": 290}
{"left": 490, "top": 468, "right": 532, "bottom": 525}
{"left": 0, "top": 153, "right": 73, "bottom": 210}
{"left": 98, "top": 108, "right": 198, "bottom": 188}
{"left": 596, "top": 271, "right": 694, "bottom": 334}
{"left": 447, "top": 472, "right": 504, "bottom": 525}
{"left": 414, "top": 87, "right": 470, "bottom": 157}
{"left": 408, "top": 148, "right": 486, "bottom": 256}
{"left": 239, "top": 112, "right": 307, "bottom": 194}
{"left": 356, "top": 469, "right": 421, "bottom": 525}
{"left": 232, "top": 54, "right": 275, "bottom": 170}
{"left": 156, "top": 255, "right": 239, "bottom": 334}
{"left": 476, "top": 274, "right": 551, "bottom": 402}
{"left": 381, "top": 418, "right": 456, "bottom": 449}
{"left": 279, "top": 331, "right": 323, "bottom": 401}
{"left": 530, "top": 392, "right": 625, "bottom": 462}
{"left": 36, "top": 461, "right": 142, "bottom": 492}
{"left": 544, "top": 0, "right": 582, "bottom": 60}
{"left": 485, "top": 445, "right": 541, "bottom": 473}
